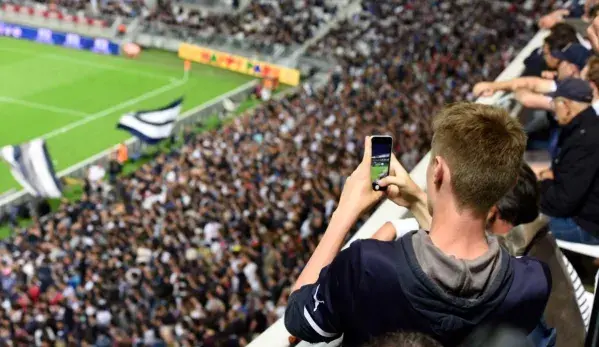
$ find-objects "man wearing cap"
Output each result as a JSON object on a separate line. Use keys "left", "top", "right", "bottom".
{"left": 472, "top": 43, "right": 592, "bottom": 111}
{"left": 552, "top": 43, "right": 593, "bottom": 81}
{"left": 539, "top": 78, "right": 599, "bottom": 244}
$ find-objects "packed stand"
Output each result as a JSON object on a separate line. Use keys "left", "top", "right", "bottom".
{"left": 142, "top": 0, "right": 343, "bottom": 54}
{"left": 0, "top": 0, "right": 137, "bottom": 25}
{"left": 0, "top": 1, "right": 547, "bottom": 346}
{"left": 3, "top": 0, "right": 86, "bottom": 12}
{"left": 309, "top": 0, "right": 551, "bottom": 170}
{"left": 94, "top": 0, "right": 148, "bottom": 18}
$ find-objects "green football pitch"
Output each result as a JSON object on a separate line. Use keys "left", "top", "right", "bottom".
{"left": 0, "top": 37, "right": 254, "bottom": 194}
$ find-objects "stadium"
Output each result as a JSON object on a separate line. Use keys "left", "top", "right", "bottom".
{"left": 0, "top": 0, "right": 599, "bottom": 346}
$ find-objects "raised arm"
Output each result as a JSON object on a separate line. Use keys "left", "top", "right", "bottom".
{"left": 292, "top": 137, "right": 384, "bottom": 292}
{"left": 514, "top": 89, "right": 554, "bottom": 111}
{"left": 474, "top": 77, "right": 555, "bottom": 97}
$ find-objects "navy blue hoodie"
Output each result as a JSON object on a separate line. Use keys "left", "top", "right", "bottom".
{"left": 285, "top": 231, "right": 551, "bottom": 346}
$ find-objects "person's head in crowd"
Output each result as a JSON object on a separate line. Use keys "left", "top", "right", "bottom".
{"left": 584, "top": 55, "right": 599, "bottom": 98}
{"left": 550, "top": 78, "right": 593, "bottom": 125}
{"left": 363, "top": 332, "right": 442, "bottom": 347}
{"left": 428, "top": 103, "right": 526, "bottom": 217}
{"left": 551, "top": 43, "right": 592, "bottom": 79}
{"left": 543, "top": 23, "right": 579, "bottom": 69}
{"left": 486, "top": 162, "right": 539, "bottom": 235}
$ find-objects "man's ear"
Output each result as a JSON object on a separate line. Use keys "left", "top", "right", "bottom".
{"left": 487, "top": 205, "right": 498, "bottom": 224}
{"left": 432, "top": 156, "right": 445, "bottom": 187}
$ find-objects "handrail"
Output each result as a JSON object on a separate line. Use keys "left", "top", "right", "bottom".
{"left": 247, "top": 28, "right": 550, "bottom": 347}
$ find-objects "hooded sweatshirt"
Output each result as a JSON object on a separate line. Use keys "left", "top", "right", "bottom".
{"left": 285, "top": 230, "right": 551, "bottom": 347}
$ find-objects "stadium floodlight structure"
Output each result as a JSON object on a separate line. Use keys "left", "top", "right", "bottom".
{"left": 247, "top": 29, "right": 553, "bottom": 347}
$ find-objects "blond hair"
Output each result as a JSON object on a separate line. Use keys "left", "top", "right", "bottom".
{"left": 431, "top": 102, "right": 526, "bottom": 214}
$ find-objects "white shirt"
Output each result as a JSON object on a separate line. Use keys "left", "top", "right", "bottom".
{"left": 88, "top": 165, "right": 105, "bottom": 182}
{"left": 204, "top": 222, "right": 221, "bottom": 243}
{"left": 96, "top": 310, "right": 112, "bottom": 326}
{"left": 300, "top": 219, "right": 312, "bottom": 239}
{"left": 389, "top": 218, "right": 420, "bottom": 239}
{"left": 591, "top": 100, "right": 599, "bottom": 115}
{"left": 243, "top": 262, "right": 262, "bottom": 292}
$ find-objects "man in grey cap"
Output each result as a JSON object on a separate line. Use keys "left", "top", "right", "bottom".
{"left": 539, "top": 77, "right": 599, "bottom": 244}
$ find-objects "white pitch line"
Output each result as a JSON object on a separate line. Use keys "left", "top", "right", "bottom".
{"left": 44, "top": 53, "right": 174, "bottom": 81}
{"left": 41, "top": 79, "right": 185, "bottom": 140}
{"left": 0, "top": 46, "right": 173, "bottom": 81}
{"left": 0, "top": 96, "right": 88, "bottom": 118}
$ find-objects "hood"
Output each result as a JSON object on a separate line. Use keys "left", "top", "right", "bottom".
{"left": 396, "top": 231, "right": 514, "bottom": 339}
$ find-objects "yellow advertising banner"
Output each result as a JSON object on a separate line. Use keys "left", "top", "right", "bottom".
{"left": 178, "top": 43, "right": 301, "bottom": 86}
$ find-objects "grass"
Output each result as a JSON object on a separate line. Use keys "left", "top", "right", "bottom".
{"left": 0, "top": 37, "right": 254, "bottom": 193}
{"left": 0, "top": 86, "right": 289, "bottom": 238}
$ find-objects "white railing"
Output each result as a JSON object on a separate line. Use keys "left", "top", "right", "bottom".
{"left": 247, "top": 29, "right": 550, "bottom": 347}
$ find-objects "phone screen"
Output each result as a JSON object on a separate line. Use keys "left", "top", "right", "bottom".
{"left": 371, "top": 136, "right": 393, "bottom": 191}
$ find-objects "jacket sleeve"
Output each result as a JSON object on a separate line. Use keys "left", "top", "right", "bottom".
{"left": 284, "top": 242, "right": 362, "bottom": 343}
{"left": 540, "top": 142, "right": 599, "bottom": 217}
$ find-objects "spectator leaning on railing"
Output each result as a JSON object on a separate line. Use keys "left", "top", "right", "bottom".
{"left": 284, "top": 103, "right": 551, "bottom": 347}
{"left": 522, "top": 23, "right": 578, "bottom": 78}
{"left": 538, "top": 78, "right": 599, "bottom": 245}
{"left": 473, "top": 43, "right": 591, "bottom": 111}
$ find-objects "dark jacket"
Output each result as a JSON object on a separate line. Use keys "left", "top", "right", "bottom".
{"left": 522, "top": 47, "right": 548, "bottom": 77}
{"left": 285, "top": 233, "right": 551, "bottom": 347}
{"left": 500, "top": 224, "right": 586, "bottom": 347}
{"left": 540, "top": 106, "right": 599, "bottom": 237}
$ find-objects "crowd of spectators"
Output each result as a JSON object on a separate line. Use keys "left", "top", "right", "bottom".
{"left": 471, "top": 2, "right": 599, "bottom": 247}
{"left": 0, "top": 0, "right": 555, "bottom": 346}
{"left": 148, "top": 0, "right": 341, "bottom": 46}
{"left": 95, "top": 0, "right": 148, "bottom": 19}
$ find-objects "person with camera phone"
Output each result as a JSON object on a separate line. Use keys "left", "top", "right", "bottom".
{"left": 284, "top": 103, "right": 551, "bottom": 347}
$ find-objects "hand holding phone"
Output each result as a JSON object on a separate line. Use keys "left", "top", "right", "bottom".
{"left": 370, "top": 136, "right": 393, "bottom": 191}
{"left": 335, "top": 137, "right": 386, "bottom": 219}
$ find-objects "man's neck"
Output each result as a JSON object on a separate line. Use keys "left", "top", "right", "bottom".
{"left": 428, "top": 201, "right": 490, "bottom": 261}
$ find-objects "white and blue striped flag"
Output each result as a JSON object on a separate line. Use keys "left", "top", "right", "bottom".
{"left": 1, "top": 139, "right": 62, "bottom": 198}
{"left": 117, "top": 98, "right": 183, "bottom": 144}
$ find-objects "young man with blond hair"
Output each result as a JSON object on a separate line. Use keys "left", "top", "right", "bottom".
{"left": 284, "top": 103, "right": 551, "bottom": 347}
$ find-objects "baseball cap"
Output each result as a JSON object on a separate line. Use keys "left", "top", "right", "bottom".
{"left": 547, "top": 77, "right": 593, "bottom": 103}
{"left": 551, "top": 43, "right": 592, "bottom": 70}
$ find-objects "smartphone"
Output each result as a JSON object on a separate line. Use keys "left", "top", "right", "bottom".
{"left": 371, "top": 135, "right": 393, "bottom": 191}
